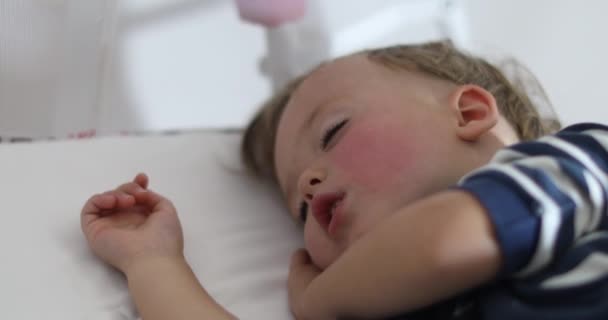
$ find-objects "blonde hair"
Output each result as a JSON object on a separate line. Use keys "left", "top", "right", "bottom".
{"left": 241, "top": 41, "right": 561, "bottom": 181}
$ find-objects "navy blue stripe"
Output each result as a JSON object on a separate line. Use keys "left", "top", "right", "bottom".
{"left": 552, "top": 133, "right": 608, "bottom": 232}
{"left": 556, "top": 158, "right": 590, "bottom": 196}
{"left": 556, "top": 158, "right": 608, "bottom": 233}
{"left": 555, "top": 132, "right": 608, "bottom": 176}
{"left": 600, "top": 211, "right": 608, "bottom": 232}
{"left": 509, "top": 136, "right": 608, "bottom": 233}
{"left": 509, "top": 141, "right": 577, "bottom": 163}
{"left": 515, "top": 235, "right": 608, "bottom": 290}
{"left": 514, "top": 276, "right": 608, "bottom": 305}
{"left": 458, "top": 171, "right": 540, "bottom": 277}
{"left": 480, "top": 276, "right": 608, "bottom": 320}
{"left": 514, "top": 164, "right": 576, "bottom": 263}
{"left": 561, "top": 122, "right": 608, "bottom": 134}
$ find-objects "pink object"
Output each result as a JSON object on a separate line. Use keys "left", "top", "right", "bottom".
{"left": 235, "top": 0, "right": 307, "bottom": 27}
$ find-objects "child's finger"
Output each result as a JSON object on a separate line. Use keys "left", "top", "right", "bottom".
{"left": 290, "top": 249, "right": 311, "bottom": 267}
{"left": 84, "top": 191, "right": 134, "bottom": 214}
{"left": 288, "top": 249, "right": 321, "bottom": 303}
{"left": 116, "top": 181, "right": 146, "bottom": 196}
{"left": 136, "top": 190, "right": 175, "bottom": 213}
{"left": 90, "top": 192, "right": 118, "bottom": 211}
{"left": 112, "top": 191, "right": 136, "bottom": 209}
{"left": 81, "top": 193, "right": 116, "bottom": 226}
{"left": 133, "top": 173, "right": 149, "bottom": 189}
{"left": 289, "top": 249, "right": 322, "bottom": 280}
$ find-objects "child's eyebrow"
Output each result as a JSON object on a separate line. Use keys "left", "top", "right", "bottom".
{"left": 302, "top": 106, "right": 323, "bottom": 134}
{"left": 299, "top": 97, "right": 343, "bottom": 139}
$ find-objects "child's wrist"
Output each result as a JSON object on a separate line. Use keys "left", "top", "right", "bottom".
{"left": 123, "top": 254, "right": 188, "bottom": 280}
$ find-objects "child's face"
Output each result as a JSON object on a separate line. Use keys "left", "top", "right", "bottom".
{"left": 274, "top": 54, "right": 499, "bottom": 269}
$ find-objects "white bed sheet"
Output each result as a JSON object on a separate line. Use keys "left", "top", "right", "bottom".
{"left": 0, "top": 131, "right": 302, "bottom": 319}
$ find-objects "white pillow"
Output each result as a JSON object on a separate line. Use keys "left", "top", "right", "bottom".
{"left": 0, "top": 131, "right": 303, "bottom": 319}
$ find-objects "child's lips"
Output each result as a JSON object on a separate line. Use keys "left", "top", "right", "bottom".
{"left": 311, "top": 192, "right": 346, "bottom": 236}
{"left": 328, "top": 199, "right": 345, "bottom": 236}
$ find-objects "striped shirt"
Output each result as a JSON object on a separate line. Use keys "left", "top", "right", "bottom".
{"left": 456, "top": 122, "right": 608, "bottom": 319}
{"left": 392, "top": 123, "right": 608, "bottom": 320}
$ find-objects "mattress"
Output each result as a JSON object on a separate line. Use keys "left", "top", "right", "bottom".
{"left": 0, "top": 130, "right": 302, "bottom": 319}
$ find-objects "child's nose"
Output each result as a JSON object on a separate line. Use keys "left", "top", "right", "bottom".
{"left": 297, "top": 168, "right": 325, "bottom": 200}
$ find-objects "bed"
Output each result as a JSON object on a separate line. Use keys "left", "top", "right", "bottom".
{"left": 0, "top": 130, "right": 303, "bottom": 319}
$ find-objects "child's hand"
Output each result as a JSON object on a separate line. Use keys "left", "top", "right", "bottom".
{"left": 288, "top": 249, "right": 327, "bottom": 320}
{"left": 81, "top": 173, "right": 184, "bottom": 274}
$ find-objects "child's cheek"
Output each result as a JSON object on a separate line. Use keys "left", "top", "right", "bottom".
{"left": 329, "top": 122, "right": 420, "bottom": 191}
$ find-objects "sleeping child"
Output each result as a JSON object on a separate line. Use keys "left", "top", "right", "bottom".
{"left": 81, "top": 41, "right": 608, "bottom": 319}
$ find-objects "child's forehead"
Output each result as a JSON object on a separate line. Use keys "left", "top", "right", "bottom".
{"left": 298, "top": 54, "right": 445, "bottom": 95}
{"left": 310, "top": 54, "right": 379, "bottom": 79}
{"left": 289, "top": 55, "right": 379, "bottom": 104}
{"left": 289, "top": 55, "right": 448, "bottom": 111}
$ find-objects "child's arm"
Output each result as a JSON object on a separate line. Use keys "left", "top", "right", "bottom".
{"left": 291, "top": 190, "right": 501, "bottom": 320}
{"left": 126, "top": 256, "right": 235, "bottom": 320}
{"left": 81, "top": 174, "right": 236, "bottom": 320}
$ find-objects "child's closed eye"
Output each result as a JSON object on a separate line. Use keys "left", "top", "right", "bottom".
{"left": 321, "top": 119, "right": 348, "bottom": 150}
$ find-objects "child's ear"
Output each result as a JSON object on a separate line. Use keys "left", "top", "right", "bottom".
{"left": 449, "top": 85, "right": 499, "bottom": 141}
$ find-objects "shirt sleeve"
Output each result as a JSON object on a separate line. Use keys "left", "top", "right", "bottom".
{"left": 457, "top": 123, "right": 608, "bottom": 278}
{"left": 456, "top": 123, "right": 608, "bottom": 319}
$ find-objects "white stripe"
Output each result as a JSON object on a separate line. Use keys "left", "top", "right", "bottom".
{"left": 583, "top": 171, "right": 605, "bottom": 232}
{"left": 492, "top": 148, "right": 527, "bottom": 164}
{"left": 542, "top": 136, "right": 608, "bottom": 199}
{"left": 516, "top": 156, "right": 590, "bottom": 240}
{"left": 580, "top": 130, "right": 608, "bottom": 231}
{"left": 582, "top": 129, "right": 608, "bottom": 155}
{"left": 462, "top": 164, "right": 562, "bottom": 277}
{"left": 541, "top": 252, "right": 608, "bottom": 289}
{"left": 491, "top": 136, "right": 605, "bottom": 235}
{"left": 575, "top": 231, "right": 608, "bottom": 247}
{"left": 543, "top": 136, "right": 608, "bottom": 232}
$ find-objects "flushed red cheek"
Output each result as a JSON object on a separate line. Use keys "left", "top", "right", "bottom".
{"left": 330, "top": 122, "right": 422, "bottom": 191}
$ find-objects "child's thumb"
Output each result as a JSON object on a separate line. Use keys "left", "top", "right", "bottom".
{"left": 290, "top": 249, "right": 311, "bottom": 266}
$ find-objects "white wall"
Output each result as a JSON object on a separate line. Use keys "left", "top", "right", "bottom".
{"left": 106, "top": 0, "right": 608, "bottom": 132}
{"left": 99, "top": 0, "right": 270, "bottom": 132}
{"left": 463, "top": 0, "right": 608, "bottom": 125}
{"left": 0, "top": 0, "right": 111, "bottom": 137}
{"left": 100, "top": 0, "right": 453, "bottom": 132}
{"left": 2, "top": 0, "right": 606, "bottom": 135}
